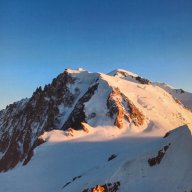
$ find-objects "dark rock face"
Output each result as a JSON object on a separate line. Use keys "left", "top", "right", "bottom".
{"left": 108, "top": 154, "right": 117, "bottom": 161}
{"left": 62, "top": 175, "right": 82, "bottom": 189}
{"left": 0, "top": 70, "right": 90, "bottom": 172}
{"left": 148, "top": 143, "right": 171, "bottom": 166}
{"left": 135, "top": 76, "right": 151, "bottom": 85}
{"left": 176, "top": 89, "right": 185, "bottom": 94}
{"left": 107, "top": 88, "right": 145, "bottom": 128}
{"left": 23, "top": 136, "right": 46, "bottom": 166}
{"left": 163, "top": 131, "right": 171, "bottom": 138}
{"left": 113, "top": 70, "right": 133, "bottom": 78}
{"left": 82, "top": 181, "right": 120, "bottom": 192}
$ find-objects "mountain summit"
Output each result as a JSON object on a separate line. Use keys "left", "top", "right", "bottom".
{"left": 0, "top": 68, "right": 192, "bottom": 192}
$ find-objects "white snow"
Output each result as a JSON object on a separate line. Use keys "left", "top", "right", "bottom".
{"left": 84, "top": 77, "right": 113, "bottom": 127}
{"left": 0, "top": 124, "right": 192, "bottom": 192}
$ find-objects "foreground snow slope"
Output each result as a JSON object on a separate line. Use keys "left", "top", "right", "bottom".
{"left": 0, "top": 124, "right": 192, "bottom": 192}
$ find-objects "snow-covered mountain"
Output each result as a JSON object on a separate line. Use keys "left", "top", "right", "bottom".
{"left": 0, "top": 68, "right": 192, "bottom": 192}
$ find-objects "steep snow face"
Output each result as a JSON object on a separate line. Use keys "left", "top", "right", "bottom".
{"left": 84, "top": 78, "right": 113, "bottom": 127}
{"left": 155, "top": 82, "right": 192, "bottom": 110}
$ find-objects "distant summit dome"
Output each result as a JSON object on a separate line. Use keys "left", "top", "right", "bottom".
{"left": 108, "top": 69, "right": 138, "bottom": 78}
{"left": 78, "top": 68, "right": 84, "bottom": 71}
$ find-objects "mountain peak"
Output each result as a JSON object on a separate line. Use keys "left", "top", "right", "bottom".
{"left": 65, "top": 68, "right": 86, "bottom": 74}
{"left": 0, "top": 67, "right": 192, "bottom": 173}
{"left": 108, "top": 69, "right": 138, "bottom": 78}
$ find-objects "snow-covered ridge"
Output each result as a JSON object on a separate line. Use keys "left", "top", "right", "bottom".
{"left": 155, "top": 82, "right": 192, "bottom": 110}
{"left": 108, "top": 69, "right": 138, "bottom": 78}
{"left": 107, "top": 69, "right": 192, "bottom": 110}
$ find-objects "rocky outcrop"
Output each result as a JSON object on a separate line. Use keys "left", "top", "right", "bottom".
{"left": 135, "top": 76, "right": 151, "bottom": 85}
{"left": 148, "top": 143, "right": 171, "bottom": 166}
{"left": 177, "top": 89, "right": 185, "bottom": 94}
{"left": 62, "top": 175, "right": 82, "bottom": 189}
{"left": 82, "top": 181, "right": 120, "bottom": 192}
{"left": 108, "top": 154, "right": 117, "bottom": 161}
{"left": 111, "top": 70, "right": 135, "bottom": 78}
{"left": 107, "top": 88, "right": 145, "bottom": 128}
{"left": 109, "top": 69, "right": 151, "bottom": 85}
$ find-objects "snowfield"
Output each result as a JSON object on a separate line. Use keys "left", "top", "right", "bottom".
{"left": 0, "top": 124, "right": 192, "bottom": 192}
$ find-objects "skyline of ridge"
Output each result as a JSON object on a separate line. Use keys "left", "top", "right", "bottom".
{"left": 0, "top": 67, "right": 191, "bottom": 110}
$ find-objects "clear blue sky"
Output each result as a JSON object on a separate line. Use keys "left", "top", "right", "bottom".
{"left": 0, "top": 0, "right": 192, "bottom": 109}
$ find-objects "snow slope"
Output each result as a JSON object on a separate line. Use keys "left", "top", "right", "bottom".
{"left": 0, "top": 124, "right": 192, "bottom": 192}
